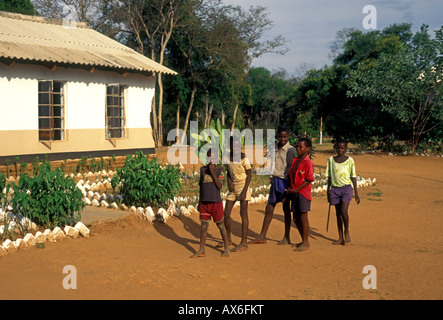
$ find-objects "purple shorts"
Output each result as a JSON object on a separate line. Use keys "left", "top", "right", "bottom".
{"left": 330, "top": 185, "right": 353, "bottom": 205}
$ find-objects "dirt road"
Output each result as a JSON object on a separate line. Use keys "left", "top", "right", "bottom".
{"left": 1, "top": 151, "right": 442, "bottom": 300}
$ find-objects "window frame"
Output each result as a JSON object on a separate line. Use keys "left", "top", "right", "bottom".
{"left": 105, "top": 84, "right": 126, "bottom": 140}
{"left": 38, "top": 80, "right": 65, "bottom": 142}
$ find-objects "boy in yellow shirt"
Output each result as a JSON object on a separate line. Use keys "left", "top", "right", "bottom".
{"left": 223, "top": 135, "right": 252, "bottom": 252}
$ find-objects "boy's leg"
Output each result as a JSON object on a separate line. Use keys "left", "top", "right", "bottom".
{"left": 223, "top": 200, "right": 235, "bottom": 244}
{"left": 216, "top": 221, "right": 230, "bottom": 257}
{"left": 249, "top": 202, "right": 276, "bottom": 244}
{"left": 190, "top": 221, "right": 209, "bottom": 258}
{"left": 340, "top": 201, "right": 351, "bottom": 243}
{"left": 293, "top": 212, "right": 310, "bottom": 252}
{"left": 278, "top": 200, "right": 292, "bottom": 245}
{"left": 333, "top": 201, "right": 350, "bottom": 245}
{"left": 333, "top": 203, "right": 344, "bottom": 245}
{"left": 232, "top": 200, "right": 249, "bottom": 252}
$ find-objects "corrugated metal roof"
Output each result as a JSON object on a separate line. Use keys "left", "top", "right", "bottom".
{"left": 0, "top": 11, "right": 177, "bottom": 75}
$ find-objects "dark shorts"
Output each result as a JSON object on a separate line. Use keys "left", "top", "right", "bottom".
{"left": 291, "top": 193, "right": 311, "bottom": 214}
{"left": 330, "top": 185, "right": 353, "bottom": 205}
{"left": 199, "top": 201, "right": 224, "bottom": 223}
{"left": 268, "top": 178, "right": 289, "bottom": 204}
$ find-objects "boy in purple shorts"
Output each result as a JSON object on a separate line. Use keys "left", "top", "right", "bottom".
{"left": 191, "top": 149, "right": 230, "bottom": 258}
{"left": 249, "top": 126, "right": 296, "bottom": 245}
{"left": 326, "top": 139, "right": 360, "bottom": 246}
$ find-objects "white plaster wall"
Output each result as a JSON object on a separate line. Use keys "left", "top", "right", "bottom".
{"left": 0, "top": 73, "right": 38, "bottom": 131}
{"left": 126, "top": 86, "right": 152, "bottom": 129}
{"left": 0, "top": 62, "right": 155, "bottom": 131}
{"left": 66, "top": 81, "right": 106, "bottom": 130}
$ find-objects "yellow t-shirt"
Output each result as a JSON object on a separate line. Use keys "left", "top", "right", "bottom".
{"left": 225, "top": 156, "right": 252, "bottom": 182}
{"left": 225, "top": 156, "right": 252, "bottom": 201}
{"left": 325, "top": 156, "right": 356, "bottom": 187}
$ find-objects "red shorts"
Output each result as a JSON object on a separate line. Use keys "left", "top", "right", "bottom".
{"left": 199, "top": 201, "right": 224, "bottom": 223}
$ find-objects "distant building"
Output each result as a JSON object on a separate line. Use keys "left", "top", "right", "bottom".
{"left": 0, "top": 11, "right": 176, "bottom": 164}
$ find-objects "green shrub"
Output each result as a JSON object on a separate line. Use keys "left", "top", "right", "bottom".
{"left": 111, "top": 151, "right": 182, "bottom": 208}
{"left": 10, "top": 162, "right": 84, "bottom": 228}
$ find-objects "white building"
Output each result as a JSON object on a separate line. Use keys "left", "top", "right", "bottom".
{"left": 0, "top": 11, "right": 176, "bottom": 164}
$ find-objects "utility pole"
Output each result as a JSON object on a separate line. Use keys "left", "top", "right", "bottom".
{"left": 320, "top": 117, "right": 323, "bottom": 145}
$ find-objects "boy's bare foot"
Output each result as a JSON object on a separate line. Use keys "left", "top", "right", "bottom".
{"left": 332, "top": 238, "right": 345, "bottom": 245}
{"left": 293, "top": 242, "right": 310, "bottom": 252}
{"left": 249, "top": 237, "right": 266, "bottom": 244}
{"left": 190, "top": 251, "right": 206, "bottom": 258}
{"left": 291, "top": 242, "right": 303, "bottom": 247}
{"left": 221, "top": 250, "right": 230, "bottom": 257}
{"left": 231, "top": 243, "right": 248, "bottom": 252}
{"left": 277, "top": 237, "right": 290, "bottom": 245}
{"left": 216, "top": 241, "right": 232, "bottom": 248}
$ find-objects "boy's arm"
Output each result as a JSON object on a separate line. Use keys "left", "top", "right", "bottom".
{"left": 350, "top": 158, "right": 360, "bottom": 204}
{"left": 351, "top": 177, "right": 360, "bottom": 204}
{"left": 226, "top": 170, "right": 235, "bottom": 192}
{"left": 239, "top": 169, "right": 252, "bottom": 200}
{"left": 327, "top": 176, "right": 332, "bottom": 203}
{"left": 286, "top": 180, "right": 312, "bottom": 194}
{"left": 208, "top": 163, "right": 223, "bottom": 190}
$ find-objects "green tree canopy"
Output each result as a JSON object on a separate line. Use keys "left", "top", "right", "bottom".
{"left": 349, "top": 25, "right": 443, "bottom": 151}
{"left": 0, "top": 0, "right": 36, "bottom": 15}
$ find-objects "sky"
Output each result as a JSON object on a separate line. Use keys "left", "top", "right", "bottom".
{"left": 222, "top": 0, "right": 443, "bottom": 75}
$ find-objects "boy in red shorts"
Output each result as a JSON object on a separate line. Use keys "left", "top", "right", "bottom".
{"left": 191, "top": 149, "right": 230, "bottom": 258}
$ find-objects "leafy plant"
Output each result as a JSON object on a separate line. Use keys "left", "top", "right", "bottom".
{"left": 111, "top": 151, "right": 181, "bottom": 208}
{"left": 10, "top": 161, "right": 84, "bottom": 228}
{"left": 191, "top": 119, "right": 245, "bottom": 164}
{"left": 76, "top": 155, "right": 89, "bottom": 174}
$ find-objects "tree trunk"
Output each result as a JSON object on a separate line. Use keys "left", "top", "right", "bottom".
{"left": 231, "top": 104, "right": 239, "bottom": 130}
{"left": 151, "top": 93, "right": 159, "bottom": 147}
{"left": 180, "top": 85, "right": 197, "bottom": 145}
{"left": 207, "top": 102, "right": 214, "bottom": 128}
{"left": 157, "top": 72, "right": 164, "bottom": 146}
{"left": 204, "top": 90, "right": 209, "bottom": 128}
{"left": 176, "top": 95, "right": 180, "bottom": 144}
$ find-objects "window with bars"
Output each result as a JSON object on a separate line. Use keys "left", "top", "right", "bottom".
{"left": 106, "top": 84, "right": 126, "bottom": 139}
{"left": 38, "top": 80, "right": 65, "bottom": 141}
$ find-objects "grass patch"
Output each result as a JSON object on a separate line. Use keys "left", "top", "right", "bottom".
{"left": 367, "top": 192, "right": 383, "bottom": 197}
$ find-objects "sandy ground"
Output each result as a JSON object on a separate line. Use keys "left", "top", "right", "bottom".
{"left": 0, "top": 150, "right": 442, "bottom": 301}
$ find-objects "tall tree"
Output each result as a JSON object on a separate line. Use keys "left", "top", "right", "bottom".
{"left": 227, "top": 5, "right": 289, "bottom": 128}
{"left": 349, "top": 25, "right": 443, "bottom": 152}
{"left": 166, "top": 0, "right": 247, "bottom": 143}
{"left": 115, "top": 0, "right": 185, "bottom": 147}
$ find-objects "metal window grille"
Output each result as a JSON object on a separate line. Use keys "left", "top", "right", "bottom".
{"left": 38, "top": 80, "right": 65, "bottom": 141}
{"left": 106, "top": 84, "right": 126, "bottom": 139}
